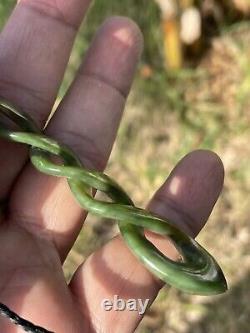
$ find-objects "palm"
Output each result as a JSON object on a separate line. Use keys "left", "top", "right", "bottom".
{"left": 0, "top": 1, "right": 224, "bottom": 332}
{"left": 0, "top": 222, "right": 85, "bottom": 331}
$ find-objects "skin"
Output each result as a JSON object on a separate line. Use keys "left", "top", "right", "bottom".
{"left": 0, "top": 1, "right": 224, "bottom": 332}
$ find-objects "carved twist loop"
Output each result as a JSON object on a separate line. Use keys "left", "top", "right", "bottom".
{"left": 0, "top": 101, "right": 227, "bottom": 332}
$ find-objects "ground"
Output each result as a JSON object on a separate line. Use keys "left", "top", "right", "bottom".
{"left": 64, "top": 21, "right": 250, "bottom": 333}
{"left": 1, "top": 2, "right": 250, "bottom": 332}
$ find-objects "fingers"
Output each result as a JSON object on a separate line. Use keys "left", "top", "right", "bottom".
{"left": 0, "top": 0, "right": 91, "bottom": 199}
{"left": 9, "top": 17, "right": 143, "bottom": 260}
{"left": 69, "top": 150, "right": 224, "bottom": 333}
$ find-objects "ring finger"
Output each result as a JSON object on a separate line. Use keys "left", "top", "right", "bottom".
{"left": 0, "top": 0, "right": 91, "bottom": 199}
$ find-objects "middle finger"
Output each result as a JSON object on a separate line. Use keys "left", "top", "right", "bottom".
{"left": 9, "top": 17, "right": 143, "bottom": 261}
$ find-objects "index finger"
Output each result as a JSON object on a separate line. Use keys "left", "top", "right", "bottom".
{"left": 69, "top": 150, "right": 225, "bottom": 332}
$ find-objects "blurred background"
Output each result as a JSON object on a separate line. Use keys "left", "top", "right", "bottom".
{"left": 1, "top": 1, "right": 250, "bottom": 332}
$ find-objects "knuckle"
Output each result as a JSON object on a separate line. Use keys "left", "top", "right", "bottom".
{"left": 52, "top": 129, "right": 106, "bottom": 171}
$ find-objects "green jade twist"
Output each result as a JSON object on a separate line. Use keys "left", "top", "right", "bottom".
{"left": 0, "top": 100, "right": 227, "bottom": 332}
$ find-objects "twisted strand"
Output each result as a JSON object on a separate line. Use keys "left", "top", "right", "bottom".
{"left": 0, "top": 100, "right": 227, "bottom": 332}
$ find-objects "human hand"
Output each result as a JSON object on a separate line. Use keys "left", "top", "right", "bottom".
{"left": 0, "top": 1, "right": 224, "bottom": 332}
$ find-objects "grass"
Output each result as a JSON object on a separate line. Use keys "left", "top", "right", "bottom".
{"left": 1, "top": 3, "right": 250, "bottom": 333}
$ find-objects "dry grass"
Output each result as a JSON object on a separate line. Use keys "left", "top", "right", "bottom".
{"left": 64, "top": 23, "right": 250, "bottom": 333}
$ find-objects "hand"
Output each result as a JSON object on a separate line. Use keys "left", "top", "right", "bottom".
{"left": 0, "top": 1, "right": 224, "bottom": 332}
